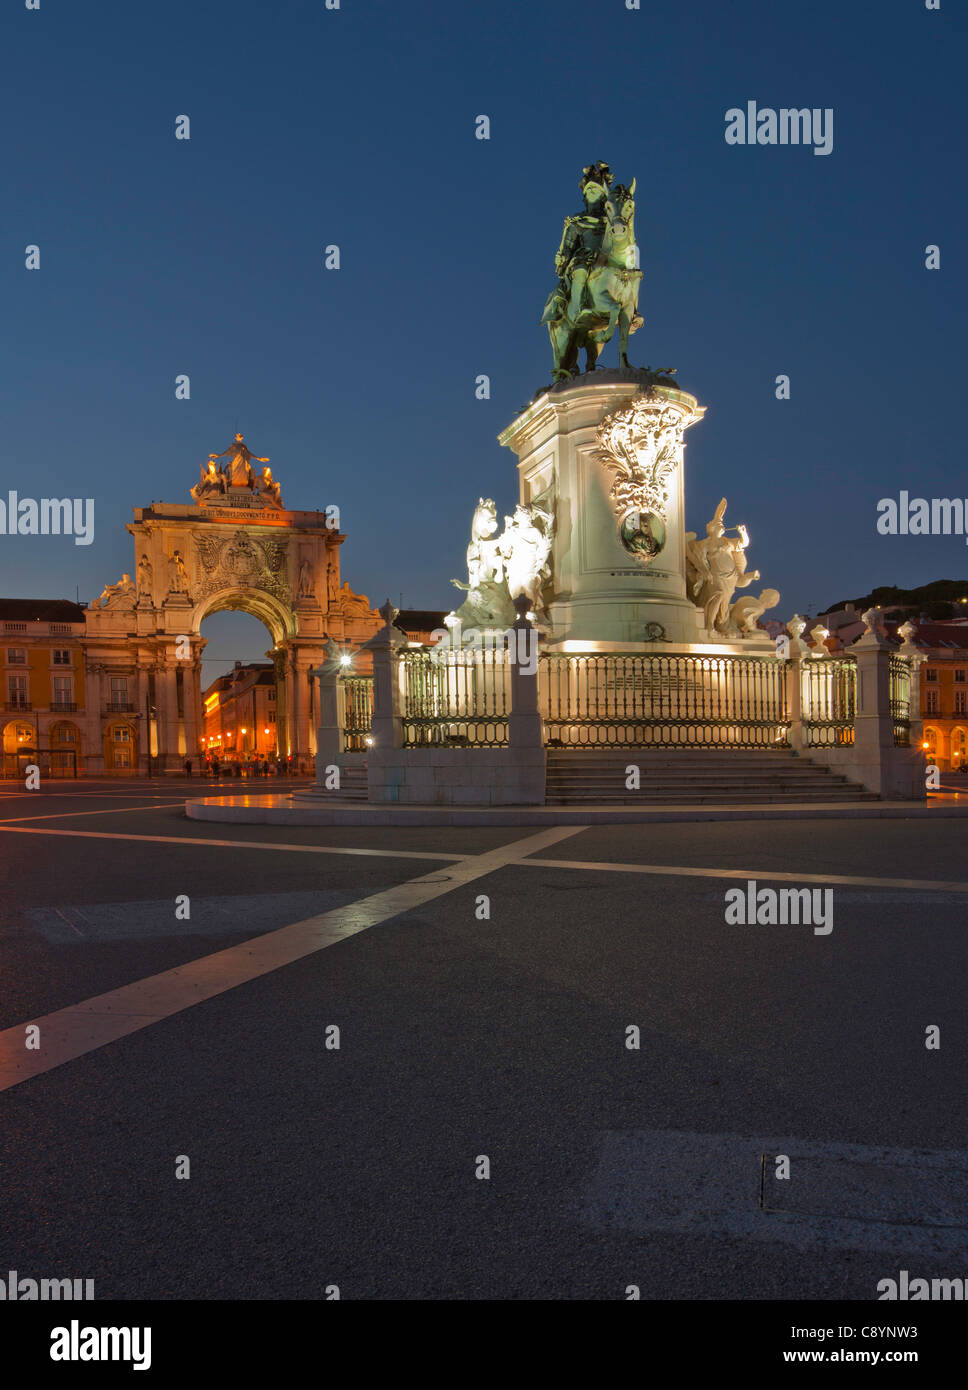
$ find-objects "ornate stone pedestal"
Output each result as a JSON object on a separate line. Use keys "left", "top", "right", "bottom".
{"left": 500, "top": 369, "right": 706, "bottom": 646}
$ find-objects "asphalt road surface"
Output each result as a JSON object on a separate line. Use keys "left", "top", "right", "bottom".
{"left": 1, "top": 780, "right": 966, "bottom": 1300}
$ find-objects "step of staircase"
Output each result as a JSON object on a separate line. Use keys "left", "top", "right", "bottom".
{"left": 545, "top": 749, "right": 877, "bottom": 804}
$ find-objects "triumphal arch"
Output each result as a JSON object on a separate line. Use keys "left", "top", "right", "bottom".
{"left": 83, "top": 434, "right": 382, "bottom": 774}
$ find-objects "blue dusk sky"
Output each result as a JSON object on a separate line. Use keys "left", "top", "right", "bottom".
{"left": 2, "top": 0, "right": 965, "bottom": 677}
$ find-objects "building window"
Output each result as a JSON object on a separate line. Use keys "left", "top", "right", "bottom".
{"left": 111, "top": 724, "right": 131, "bottom": 743}
{"left": 956, "top": 691, "right": 967, "bottom": 716}
{"left": 925, "top": 668, "right": 939, "bottom": 683}
{"left": 956, "top": 670, "right": 967, "bottom": 684}
{"left": 113, "top": 746, "right": 131, "bottom": 768}
{"left": 52, "top": 649, "right": 71, "bottom": 665}
{"left": 6, "top": 649, "right": 26, "bottom": 664}
{"left": 52, "top": 676, "right": 73, "bottom": 707}
{"left": 267, "top": 688, "right": 276, "bottom": 702}
{"left": 109, "top": 677, "right": 130, "bottom": 709}
{"left": 8, "top": 674, "right": 28, "bottom": 705}
{"left": 925, "top": 689, "right": 940, "bottom": 713}
{"left": 52, "top": 723, "right": 76, "bottom": 743}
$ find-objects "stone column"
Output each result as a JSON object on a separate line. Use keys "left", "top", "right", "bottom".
{"left": 290, "top": 652, "right": 310, "bottom": 770}
{"left": 84, "top": 663, "right": 106, "bottom": 774}
{"left": 366, "top": 603, "right": 405, "bottom": 751}
{"left": 310, "top": 650, "right": 343, "bottom": 783}
{"left": 507, "top": 597, "right": 546, "bottom": 803}
{"left": 135, "top": 665, "right": 152, "bottom": 772}
{"left": 508, "top": 597, "right": 543, "bottom": 750}
{"left": 181, "top": 656, "right": 201, "bottom": 768}
{"left": 280, "top": 653, "right": 295, "bottom": 760}
{"left": 851, "top": 626, "right": 924, "bottom": 799}
{"left": 784, "top": 614, "right": 809, "bottom": 753}
{"left": 159, "top": 665, "right": 180, "bottom": 773}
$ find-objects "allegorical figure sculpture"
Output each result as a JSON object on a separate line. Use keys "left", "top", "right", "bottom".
{"left": 685, "top": 499, "right": 762, "bottom": 638}
{"left": 297, "top": 558, "right": 314, "bottom": 597}
{"left": 92, "top": 573, "right": 136, "bottom": 610}
{"left": 208, "top": 433, "right": 270, "bottom": 490}
{"left": 450, "top": 498, "right": 555, "bottom": 629}
{"left": 168, "top": 549, "right": 189, "bottom": 594}
{"left": 730, "top": 587, "right": 781, "bottom": 637}
{"left": 136, "top": 554, "right": 153, "bottom": 598}
{"left": 541, "top": 162, "right": 643, "bottom": 381}
{"left": 450, "top": 499, "right": 515, "bottom": 628}
{"left": 498, "top": 504, "right": 554, "bottom": 620}
{"left": 258, "top": 465, "right": 283, "bottom": 507}
{"left": 191, "top": 457, "right": 228, "bottom": 502}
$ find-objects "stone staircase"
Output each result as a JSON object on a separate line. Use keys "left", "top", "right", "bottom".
{"left": 545, "top": 748, "right": 879, "bottom": 805}
{"left": 292, "top": 761, "right": 369, "bottom": 803}
{"left": 330, "top": 763, "right": 368, "bottom": 801}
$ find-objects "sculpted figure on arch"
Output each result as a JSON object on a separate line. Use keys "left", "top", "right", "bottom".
{"left": 208, "top": 433, "right": 270, "bottom": 490}
{"left": 191, "top": 457, "right": 227, "bottom": 502}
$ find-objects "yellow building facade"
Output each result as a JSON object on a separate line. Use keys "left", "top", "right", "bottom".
{"left": 2, "top": 599, "right": 88, "bottom": 778}
{"left": 917, "top": 626, "right": 968, "bottom": 771}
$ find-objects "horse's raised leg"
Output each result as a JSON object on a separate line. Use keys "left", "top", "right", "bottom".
{"left": 618, "top": 309, "right": 634, "bottom": 370}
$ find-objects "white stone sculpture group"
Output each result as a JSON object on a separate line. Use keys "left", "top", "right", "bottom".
{"left": 450, "top": 498, "right": 554, "bottom": 629}
{"left": 685, "top": 498, "right": 779, "bottom": 639}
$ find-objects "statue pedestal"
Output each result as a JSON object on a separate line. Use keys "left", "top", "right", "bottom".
{"left": 499, "top": 370, "right": 706, "bottom": 646}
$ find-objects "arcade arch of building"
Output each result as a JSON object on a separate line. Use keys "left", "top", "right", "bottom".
{"left": 80, "top": 434, "right": 382, "bottom": 775}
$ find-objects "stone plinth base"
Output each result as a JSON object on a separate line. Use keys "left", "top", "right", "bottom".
{"left": 500, "top": 370, "right": 707, "bottom": 646}
{"left": 807, "top": 745, "right": 927, "bottom": 801}
{"left": 367, "top": 747, "right": 546, "bottom": 806}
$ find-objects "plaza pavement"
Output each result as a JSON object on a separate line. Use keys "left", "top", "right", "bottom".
{"left": 0, "top": 780, "right": 966, "bottom": 1299}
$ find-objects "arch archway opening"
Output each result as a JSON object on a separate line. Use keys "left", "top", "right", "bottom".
{"left": 199, "top": 608, "right": 284, "bottom": 775}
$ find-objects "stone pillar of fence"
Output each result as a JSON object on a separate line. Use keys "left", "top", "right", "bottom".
{"left": 897, "top": 620, "right": 925, "bottom": 739}
{"left": 309, "top": 642, "right": 344, "bottom": 784}
{"left": 364, "top": 600, "right": 405, "bottom": 751}
{"left": 508, "top": 596, "right": 543, "bottom": 750}
{"left": 785, "top": 614, "right": 810, "bottom": 752}
{"left": 850, "top": 621, "right": 923, "bottom": 799}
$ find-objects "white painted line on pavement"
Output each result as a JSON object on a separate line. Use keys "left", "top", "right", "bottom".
{"left": 0, "top": 824, "right": 471, "bottom": 862}
{"left": 0, "top": 825, "right": 584, "bottom": 1093}
{"left": 0, "top": 804, "right": 192, "bottom": 825}
{"left": 517, "top": 856, "right": 968, "bottom": 894}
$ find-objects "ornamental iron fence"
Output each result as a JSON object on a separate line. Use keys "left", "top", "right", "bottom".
{"left": 539, "top": 652, "right": 789, "bottom": 749}
{"left": 800, "top": 657, "right": 856, "bottom": 747}
{"left": 400, "top": 645, "right": 510, "bottom": 746}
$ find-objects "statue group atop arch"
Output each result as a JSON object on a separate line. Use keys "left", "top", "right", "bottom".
{"left": 191, "top": 433, "right": 283, "bottom": 507}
